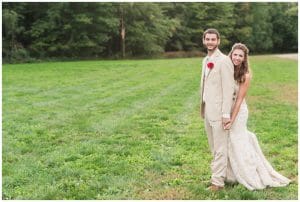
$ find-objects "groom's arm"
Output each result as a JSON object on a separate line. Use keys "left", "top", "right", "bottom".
{"left": 199, "top": 58, "right": 206, "bottom": 119}
{"left": 220, "top": 56, "right": 235, "bottom": 120}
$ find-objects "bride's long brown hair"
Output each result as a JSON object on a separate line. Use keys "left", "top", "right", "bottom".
{"left": 228, "top": 43, "right": 251, "bottom": 84}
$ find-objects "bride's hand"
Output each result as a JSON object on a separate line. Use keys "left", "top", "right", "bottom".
{"left": 224, "top": 121, "right": 232, "bottom": 130}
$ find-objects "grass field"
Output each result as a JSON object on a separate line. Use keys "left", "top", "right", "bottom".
{"left": 2, "top": 56, "right": 298, "bottom": 199}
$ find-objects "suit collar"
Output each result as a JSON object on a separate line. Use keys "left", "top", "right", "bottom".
{"left": 205, "top": 49, "right": 221, "bottom": 79}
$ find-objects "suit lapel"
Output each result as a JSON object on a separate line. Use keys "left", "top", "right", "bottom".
{"left": 206, "top": 66, "right": 213, "bottom": 79}
{"left": 206, "top": 49, "right": 221, "bottom": 80}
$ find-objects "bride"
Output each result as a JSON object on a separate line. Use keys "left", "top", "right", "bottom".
{"left": 224, "top": 43, "right": 291, "bottom": 190}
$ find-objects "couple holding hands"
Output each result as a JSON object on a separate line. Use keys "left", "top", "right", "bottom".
{"left": 200, "top": 28, "right": 291, "bottom": 191}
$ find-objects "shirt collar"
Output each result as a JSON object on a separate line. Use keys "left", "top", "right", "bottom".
{"left": 210, "top": 48, "right": 221, "bottom": 59}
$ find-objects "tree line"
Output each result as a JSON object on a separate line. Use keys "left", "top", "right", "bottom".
{"left": 2, "top": 2, "right": 298, "bottom": 63}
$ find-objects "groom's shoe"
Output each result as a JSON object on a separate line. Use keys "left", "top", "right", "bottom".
{"left": 206, "top": 184, "right": 224, "bottom": 191}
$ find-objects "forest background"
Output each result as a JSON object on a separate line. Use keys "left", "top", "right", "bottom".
{"left": 2, "top": 2, "right": 298, "bottom": 63}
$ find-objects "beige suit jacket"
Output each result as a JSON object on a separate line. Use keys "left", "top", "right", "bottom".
{"left": 200, "top": 49, "right": 235, "bottom": 121}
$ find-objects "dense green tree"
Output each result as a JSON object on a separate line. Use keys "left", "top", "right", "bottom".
{"left": 270, "top": 2, "right": 298, "bottom": 52}
{"left": 163, "top": 3, "right": 235, "bottom": 52}
{"left": 27, "top": 3, "right": 119, "bottom": 58}
{"left": 121, "top": 3, "right": 179, "bottom": 56}
{"left": 163, "top": 3, "right": 199, "bottom": 51}
{"left": 248, "top": 3, "right": 274, "bottom": 53}
{"left": 230, "top": 3, "right": 253, "bottom": 49}
{"left": 2, "top": 2, "right": 298, "bottom": 63}
{"left": 3, "top": 9, "right": 19, "bottom": 57}
{"left": 2, "top": 6, "right": 29, "bottom": 62}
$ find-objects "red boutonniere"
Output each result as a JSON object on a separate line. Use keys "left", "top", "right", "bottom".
{"left": 207, "top": 62, "right": 214, "bottom": 69}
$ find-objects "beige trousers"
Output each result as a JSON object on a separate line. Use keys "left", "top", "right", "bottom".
{"left": 204, "top": 114, "right": 229, "bottom": 187}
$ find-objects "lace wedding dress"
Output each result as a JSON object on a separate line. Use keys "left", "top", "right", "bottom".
{"left": 225, "top": 85, "right": 291, "bottom": 190}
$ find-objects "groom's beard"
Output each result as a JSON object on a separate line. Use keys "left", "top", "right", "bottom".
{"left": 206, "top": 45, "right": 218, "bottom": 52}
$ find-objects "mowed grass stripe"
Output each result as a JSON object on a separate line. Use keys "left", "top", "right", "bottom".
{"left": 3, "top": 64, "right": 198, "bottom": 144}
{"left": 37, "top": 68, "right": 198, "bottom": 158}
{"left": 3, "top": 60, "right": 196, "bottom": 144}
{"left": 2, "top": 58, "right": 200, "bottom": 158}
{"left": 2, "top": 59, "right": 202, "bottom": 199}
{"left": 2, "top": 57, "right": 297, "bottom": 199}
{"left": 3, "top": 58, "right": 200, "bottom": 118}
{"left": 3, "top": 62, "right": 159, "bottom": 114}
{"left": 3, "top": 66, "right": 172, "bottom": 130}
{"left": 92, "top": 72, "right": 197, "bottom": 134}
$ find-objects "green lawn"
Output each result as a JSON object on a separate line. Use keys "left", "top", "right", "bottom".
{"left": 2, "top": 56, "right": 297, "bottom": 199}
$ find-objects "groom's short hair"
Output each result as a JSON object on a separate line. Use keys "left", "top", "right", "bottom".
{"left": 203, "top": 28, "right": 220, "bottom": 39}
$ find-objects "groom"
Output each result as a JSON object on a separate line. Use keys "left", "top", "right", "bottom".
{"left": 200, "top": 28, "right": 235, "bottom": 191}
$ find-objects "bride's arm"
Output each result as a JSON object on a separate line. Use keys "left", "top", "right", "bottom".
{"left": 225, "top": 73, "right": 251, "bottom": 129}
